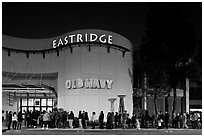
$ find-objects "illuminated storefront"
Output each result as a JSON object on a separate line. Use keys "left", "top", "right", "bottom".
{"left": 2, "top": 29, "right": 134, "bottom": 117}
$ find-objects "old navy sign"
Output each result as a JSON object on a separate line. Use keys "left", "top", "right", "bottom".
{"left": 53, "top": 33, "right": 113, "bottom": 48}
{"left": 65, "top": 79, "right": 113, "bottom": 89}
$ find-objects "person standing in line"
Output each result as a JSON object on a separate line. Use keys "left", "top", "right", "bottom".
{"left": 38, "top": 111, "right": 43, "bottom": 128}
{"left": 7, "top": 111, "right": 12, "bottom": 130}
{"left": 144, "top": 110, "right": 150, "bottom": 128}
{"left": 175, "top": 113, "right": 181, "bottom": 129}
{"left": 32, "top": 110, "right": 38, "bottom": 128}
{"left": 62, "top": 111, "right": 68, "bottom": 129}
{"left": 23, "top": 110, "right": 27, "bottom": 127}
{"left": 2, "top": 110, "right": 5, "bottom": 122}
{"left": 157, "top": 111, "right": 162, "bottom": 129}
{"left": 179, "top": 113, "right": 183, "bottom": 128}
{"left": 111, "top": 112, "right": 114, "bottom": 128}
{"left": 151, "top": 115, "right": 156, "bottom": 127}
{"left": 17, "top": 111, "right": 23, "bottom": 129}
{"left": 49, "top": 111, "right": 54, "bottom": 128}
{"left": 194, "top": 113, "right": 199, "bottom": 129}
{"left": 91, "top": 112, "right": 97, "bottom": 129}
{"left": 136, "top": 115, "right": 141, "bottom": 130}
{"left": 182, "top": 112, "right": 188, "bottom": 128}
{"left": 160, "top": 111, "right": 164, "bottom": 128}
{"left": 42, "top": 111, "right": 50, "bottom": 129}
{"left": 5, "top": 111, "right": 9, "bottom": 127}
{"left": 12, "top": 112, "right": 18, "bottom": 130}
{"left": 131, "top": 113, "right": 136, "bottom": 128}
{"left": 81, "top": 111, "right": 85, "bottom": 129}
{"left": 172, "top": 113, "right": 177, "bottom": 128}
{"left": 164, "top": 111, "right": 169, "bottom": 129}
{"left": 84, "top": 112, "right": 89, "bottom": 129}
{"left": 78, "top": 111, "right": 83, "bottom": 128}
{"left": 26, "top": 110, "right": 31, "bottom": 128}
{"left": 118, "top": 113, "right": 122, "bottom": 128}
{"left": 68, "top": 111, "right": 74, "bottom": 128}
{"left": 114, "top": 112, "right": 119, "bottom": 128}
{"left": 55, "top": 110, "right": 60, "bottom": 129}
{"left": 126, "top": 114, "right": 132, "bottom": 128}
{"left": 99, "top": 111, "right": 104, "bottom": 129}
{"left": 122, "top": 111, "right": 127, "bottom": 129}
{"left": 29, "top": 110, "right": 33, "bottom": 127}
{"left": 106, "top": 112, "right": 111, "bottom": 129}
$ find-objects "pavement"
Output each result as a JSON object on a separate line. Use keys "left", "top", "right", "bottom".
{"left": 2, "top": 125, "right": 202, "bottom": 135}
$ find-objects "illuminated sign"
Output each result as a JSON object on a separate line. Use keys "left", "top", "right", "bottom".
{"left": 53, "top": 33, "right": 113, "bottom": 48}
{"left": 65, "top": 79, "right": 113, "bottom": 89}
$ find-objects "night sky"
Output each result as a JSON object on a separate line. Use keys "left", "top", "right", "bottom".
{"left": 2, "top": 2, "right": 202, "bottom": 50}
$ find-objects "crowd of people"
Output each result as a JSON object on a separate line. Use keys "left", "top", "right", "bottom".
{"left": 3, "top": 108, "right": 202, "bottom": 130}
{"left": 4, "top": 110, "right": 23, "bottom": 130}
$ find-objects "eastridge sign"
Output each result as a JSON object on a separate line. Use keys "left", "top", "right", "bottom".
{"left": 53, "top": 33, "right": 113, "bottom": 48}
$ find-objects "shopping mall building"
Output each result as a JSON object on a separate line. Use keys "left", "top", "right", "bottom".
{"left": 2, "top": 29, "right": 134, "bottom": 117}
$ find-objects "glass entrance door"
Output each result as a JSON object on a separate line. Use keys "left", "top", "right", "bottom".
{"left": 20, "top": 98, "right": 54, "bottom": 112}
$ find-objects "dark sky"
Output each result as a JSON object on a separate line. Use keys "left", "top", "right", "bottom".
{"left": 2, "top": 2, "right": 201, "bottom": 49}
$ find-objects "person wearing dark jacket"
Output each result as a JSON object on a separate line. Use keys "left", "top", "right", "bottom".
{"left": 68, "top": 111, "right": 74, "bottom": 128}
{"left": 17, "top": 111, "right": 23, "bottom": 129}
{"left": 131, "top": 114, "right": 136, "bottom": 128}
{"left": 62, "top": 111, "right": 68, "bottom": 128}
{"left": 55, "top": 111, "right": 61, "bottom": 128}
{"left": 164, "top": 111, "right": 169, "bottom": 129}
{"left": 7, "top": 111, "right": 12, "bottom": 130}
{"left": 106, "top": 112, "right": 113, "bottom": 129}
{"left": 114, "top": 112, "right": 119, "bottom": 128}
{"left": 26, "top": 110, "right": 31, "bottom": 127}
{"left": 175, "top": 113, "right": 181, "bottom": 129}
{"left": 99, "top": 111, "right": 104, "bottom": 129}
{"left": 84, "top": 112, "right": 89, "bottom": 129}
{"left": 78, "top": 111, "right": 83, "bottom": 128}
{"left": 32, "top": 110, "right": 38, "bottom": 128}
{"left": 157, "top": 111, "right": 164, "bottom": 129}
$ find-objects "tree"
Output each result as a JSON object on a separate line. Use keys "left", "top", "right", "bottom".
{"left": 140, "top": 3, "right": 197, "bottom": 117}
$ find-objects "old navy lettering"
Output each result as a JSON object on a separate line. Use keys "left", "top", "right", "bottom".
{"left": 65, "top": 79, "right": 113, "bottom": 89}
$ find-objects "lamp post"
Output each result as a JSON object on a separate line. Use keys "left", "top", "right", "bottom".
{"left": 118, "top": 95, "right": 126, "bottom": 114}
{"left": 108, "top": 98, "right": 116, "bottom": 112}
{"left": 118, "top": 94, "right": 126, "bottom": 128}
{"left": 143, "top": 72, "right": 147, "bottom": 110}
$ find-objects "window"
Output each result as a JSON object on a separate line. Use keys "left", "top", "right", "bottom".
{"left": 28, "top": 107, "right": 33, "bottom": 111}
{"left": 47, "top": 107, "right": 52, "bottom": 112}
{"left": 41, "top": 99, "right": 46, "bottom": 106}
{"left": 20, "top": 98, "right": 54, "bottom": 112}
{"left": 35, "top": 107, "right": 40, "bottom": 111}
{"left": 22, "top": 98, "right": 27, "bottom": 106}
{"left": 28, "top": 99, "right": 34, "bottom": 106}
{"left": 47, "top": 99, "right": 52, "bottom": 106}
{"left": 35, "top": 99, "right": 40, "bottom": 106}
{"left": 41, "top": 107, "right": 47, "bottom": 112}
{"left": 22, "top": 107, "right": 27, "bottom": 112}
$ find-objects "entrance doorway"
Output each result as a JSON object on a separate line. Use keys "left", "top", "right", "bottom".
{"left": 19, "top": 98, "right": 54, "bottom": 112}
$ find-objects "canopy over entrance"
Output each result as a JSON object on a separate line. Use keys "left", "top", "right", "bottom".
{"left": 2, "top": 83, "right": 58, "bottom": 107}
{"left": 2, "top": 83, "right": 57, "bottom": 97}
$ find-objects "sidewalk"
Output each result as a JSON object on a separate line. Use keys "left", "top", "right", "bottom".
{"left": 2, "top": 121, "right": 8, "bottom": 132}
{"left": 3, "top": 126, "right": 202, "bottom": 135}
{"left": 3, "top": 122, "right": 200, "bottom": 133}
{"left": 22, "top": 127, "right": 200, "bottom": 131}
{"left": 2, "top": 121, "right": 28, "bottom": 132}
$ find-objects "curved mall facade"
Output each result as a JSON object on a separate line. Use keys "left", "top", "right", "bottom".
{"left": 2, "top": 29, "right": 134, "bottom": 117}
